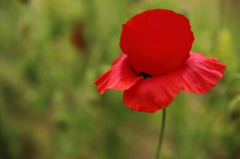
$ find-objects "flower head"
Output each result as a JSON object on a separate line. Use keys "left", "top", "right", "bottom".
{"left": 95, "top": 9, "right": 226, "bottom": 113}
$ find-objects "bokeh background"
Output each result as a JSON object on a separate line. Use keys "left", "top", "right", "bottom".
{"left": 0, "top": 0, "right": 240, "bottom": 159}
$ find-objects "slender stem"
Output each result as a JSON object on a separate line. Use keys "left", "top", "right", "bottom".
{"left": 155, "top": 108, "right": 166, "bottom": 159}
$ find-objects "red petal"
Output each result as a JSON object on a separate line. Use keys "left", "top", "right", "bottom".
{"left": 95, "top": 54, "right": 140, "bottom": 94}
{"left": 123, "top": 52, "right": 226, "bottom": 113}
{"left": 173, "top": 52, "right": 226, "bottom": 94}
{"left": 120, "top": 9, "right": 194, "bottom": 77}
{"left": 123, "top": 75, "right": 180, "bottom": 113}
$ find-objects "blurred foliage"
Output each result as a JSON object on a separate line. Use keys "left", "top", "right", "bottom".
{"left": 0, "top": 0, "right": 240, "bottom": 159}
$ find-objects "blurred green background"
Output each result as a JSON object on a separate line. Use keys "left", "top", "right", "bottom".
{"left": 0, "top": 0, "right": 240, "bottom": 159}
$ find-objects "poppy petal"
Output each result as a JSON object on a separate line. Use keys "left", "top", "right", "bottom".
{"left": 123, "top": 75, "right": 180, "bottom": 113}
{"left": 174, "top": 52, "right": 226, "bottom": 94}
{"left": 95, "top": 54, "right": 140, "bottom": 94}
{"left": 123, "top": 52, "right": 226, "bottom": 113}
{"left": 120, "top": 9, "right": 194, "bottom": 77}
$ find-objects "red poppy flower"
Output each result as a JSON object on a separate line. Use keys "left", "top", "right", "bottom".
{"left": 95, "top": 9, "right": 226, "bottom": 113}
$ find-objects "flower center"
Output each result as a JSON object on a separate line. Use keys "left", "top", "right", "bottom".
{"left": 140, "top": 72, "right": 152, "bottom": 79}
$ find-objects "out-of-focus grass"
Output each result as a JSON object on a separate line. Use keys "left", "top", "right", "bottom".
{"left": 0, "top": 0, "right": 240, "bottom": 159}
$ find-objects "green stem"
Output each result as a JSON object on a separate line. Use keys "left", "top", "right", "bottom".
{"left": 155, "top": 108, "right": 166, "bottom": 159}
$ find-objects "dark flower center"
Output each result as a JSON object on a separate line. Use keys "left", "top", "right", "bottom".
{"left": 140, "top": 72, "right": 152, "bottom": 79}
